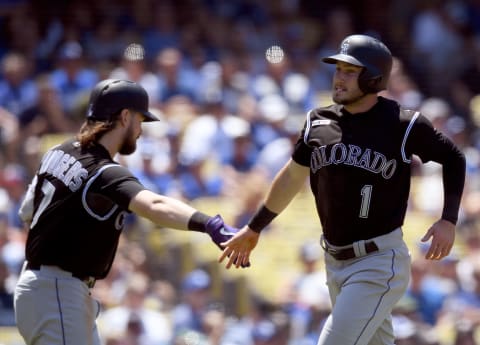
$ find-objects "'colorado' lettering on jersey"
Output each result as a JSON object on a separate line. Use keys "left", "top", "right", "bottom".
{"left": 310, "top": 144, "right": 397, "bottom": 179}
{"left": 39, "top": 148, "right": 88, "bottom": 192}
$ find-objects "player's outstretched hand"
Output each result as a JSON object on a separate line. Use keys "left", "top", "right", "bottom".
{"left": 421, "top": 219, "right": 455, "bottom": 260}
{"left": 219, "top": 226, "right": 259, "bottom": 269}
{"left": 205, "top": 215, "right": 251, "bottom": 268}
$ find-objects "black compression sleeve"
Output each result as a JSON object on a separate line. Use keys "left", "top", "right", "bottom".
{"left": 248, "top": 205, "right": 278, "bottom": 233}
{"left": 187, "top": 211, "right": 211, "bottom": 232}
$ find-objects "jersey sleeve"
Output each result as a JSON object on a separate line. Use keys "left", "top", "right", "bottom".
{"left": 405, "top": 114, "right": 463, "bottom": 164}
{"left": 18, "top": 175, "right": 38, "bottom": 223}
{"left": 291, "top": 114, "right": 313, "bottom": 167}
{"left": 94, "top": 165, "right": 146, "bottom": 210}
{"left": 405, "top": 113, "right": 466, "bottom": 224}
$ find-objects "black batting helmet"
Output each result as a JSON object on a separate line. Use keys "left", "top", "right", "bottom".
{"left": 322, "top": 34, "right": 393, "bottom": 94}
{"left": 86, "top": 79, "right": 159, "bottom": 122}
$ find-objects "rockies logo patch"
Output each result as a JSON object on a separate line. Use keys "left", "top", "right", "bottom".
{"left": 340, "top": 40, "right": 350, "bottom": 54}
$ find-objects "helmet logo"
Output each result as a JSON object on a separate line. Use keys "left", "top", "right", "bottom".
{"left": 87, "top": 104, "right": 93, "bottom": 117}
{"left": 340, "top": 39, "right": 350, "bottom": 55}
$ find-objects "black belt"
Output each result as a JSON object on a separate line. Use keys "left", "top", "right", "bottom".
{"left": 321, "top": 240, "right": 379, "bottom": 260}
{"left": 26, "top": 262, "right": 96, "bottom": 288}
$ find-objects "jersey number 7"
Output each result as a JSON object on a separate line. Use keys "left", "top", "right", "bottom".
{"left": 31, "top": 180, "right": 56, "bottom": 228}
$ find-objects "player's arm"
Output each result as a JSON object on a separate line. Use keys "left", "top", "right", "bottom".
{"left": 129, "top": 190, "right": 198, "bottom": 229}
{"left": 99, "top": 165, "right": 238, "bottom": 249}
{"left": 420, "top": 137, "right": 465, "bottom": 260}
{"left": 128, "top": 190, "right": 241, "bottom": 250}
{"left": 219, "top": 159, "right": 309, "bottom": 268}
{"left": 407, "top": 114, "right": 466, "bottom": 260}
{"left": 262, "top": 158, "right": 310, "bottom": 216}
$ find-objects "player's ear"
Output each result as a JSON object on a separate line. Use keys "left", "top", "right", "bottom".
{"left": 118, "top": 109, "right": 130, "bottom": 127}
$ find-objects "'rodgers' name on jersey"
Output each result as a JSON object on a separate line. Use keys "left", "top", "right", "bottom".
{"left": 38, "top": 149, "right": 88, "bottom": 191}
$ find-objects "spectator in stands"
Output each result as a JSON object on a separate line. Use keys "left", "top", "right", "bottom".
{"left": 110, "top": 43, "right": 161, "bottom": 108}
{"left": 179, "top": 96, "right": 232, "bottom": 167}
{"left": 250, "top": 94, "right": 288, "bottom": 151}
{"left": 142, "top": 2, "right": 180, "bottom": 59}
{"left": 201, "top": 308, "right": 228, "bottom": 345}
{"left": 384, "top": 57, "right": 423, "bottom": 110}
{"left": 98, "top": 272, "right": 173, "bottom": 345}
{"left": 278, "top": 242, "right": 330, "bottom": 345}
{"left": 84, "top": 16, "right": 126, "bottom": 65}
{"left": 155, "top": 47, "right": 199, "bottom": 104}
{"left": 128, "top": 136, "right": 177, "bottom": 196}
{"left": 409, "top": 1, "right": 464, "bottom": 96}
{"left": 18, "top": 74, "right": 75, "bottom": 139}
{"left": 176, "top": 148, "right": 224, "bottom": 201}
{"left": 172, "top": 269, "right": 214, "bottom": 336}
{"left": 216, "top": 54, "right": 251, "bottom": 114}
{"left": 0, "top": 259, "right": 14, "bottom": 326}
{"left": 250, "top": 55, "right": 315, "bottom": 115}
{"left": 405, "top": 258, "right": 450, "bottom": 326}
{"left": 0, "top": 52, "right": 38, "bottom": 116}
{"left": 49, "top": 41, "right": 98, "bottom": 116}
{"left": 0, "top": 106, "right": 19, "bottom": 166}
{"left": 315, "top": 6, "right": 355, "bottom": 89}
{"left": 0, "top": 163, "right": 27, "bottom": 232}
{"left": 220, "top": 116, "right": 258, "bottom": 173}
{"left": 255, "top": 114, "right": 303, "bottom": 181}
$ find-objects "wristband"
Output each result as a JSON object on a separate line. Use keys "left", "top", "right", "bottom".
{"left": 187, "top": 211, "right": 211, "bottom": 232}
{"left": 248, "top": 205, "right": 278, "bottom": 233}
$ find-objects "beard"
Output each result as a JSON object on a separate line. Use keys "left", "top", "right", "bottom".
{"left": 332, "top": 87, "right": 366, "bottom": 105}
{"left": 118, "top": 123, "right": 138, "bottom": 155}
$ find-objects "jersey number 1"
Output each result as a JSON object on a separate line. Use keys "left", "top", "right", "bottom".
{"left": 359, "top": 185, "right": 372, "bottom": 218}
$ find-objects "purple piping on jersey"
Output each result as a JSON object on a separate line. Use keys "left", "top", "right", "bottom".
{"left": 303, "top": 110, "right": 314, "bottom": 145}
{"left": 55, "top": 279, "right": 67, "bottom": 345}
{"left": 401, "top": 111, "right": 420, "bottom": 163}
{"left": 354, "top": 249, "right": 396, "bottom": 345}
{"left": 82, "top": 164, "right": 119, "bottom": 220}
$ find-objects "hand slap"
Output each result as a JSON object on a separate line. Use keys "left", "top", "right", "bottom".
{"left": 219, "top": 226, "right": 259, "bottom": 269}
{"left": 205, "top": 215, "right": 251, "bottom": 268}
{"left": 205, "top": 215, "right": 239, "bottom": 250}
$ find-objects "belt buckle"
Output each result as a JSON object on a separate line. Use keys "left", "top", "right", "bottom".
{"left": 84, "top": 276, "right": 96, "bottom": 288}
{"left": 321, "top": 238, "right": 340, "bottom": 256}
{"left": 327, "top": 247, "right": 340, "bottom": 255}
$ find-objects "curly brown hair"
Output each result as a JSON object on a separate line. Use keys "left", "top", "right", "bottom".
{"left": 76, "top": 118, "right": 117, "bottom": 149}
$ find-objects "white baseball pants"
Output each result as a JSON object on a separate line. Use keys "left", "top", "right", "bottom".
{"left": 14, "top": 264, "right": 101, "bottom": 345}
{"left": 318, "top": 228, "right": 411, "bottom": 345}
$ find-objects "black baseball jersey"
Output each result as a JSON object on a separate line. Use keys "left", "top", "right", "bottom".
{"left": 292, "top": 96, "right": 465, "bottom": 246}
{"left": 22, "top": 138, "right": 145, "bottom": 279}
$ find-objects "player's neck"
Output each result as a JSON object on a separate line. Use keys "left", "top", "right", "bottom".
{"left": 98, "top": 130, "right": 121, "bottom": 158}
{"left": 343, "top": 93, "right": 378, "bottom": 114}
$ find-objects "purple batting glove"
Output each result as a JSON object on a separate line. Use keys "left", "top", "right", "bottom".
{"left": 205, "top": 215, "right": 238, "bottom": 250}
{"left": 205, "top": 215, "right": 250, "bottom": 268}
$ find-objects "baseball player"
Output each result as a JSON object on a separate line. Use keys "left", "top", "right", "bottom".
{"left": 14, "top": 79, "right": 239, "bottom": 345}
{"left": 220, "top": 34, "right": 466, "bottom": 345}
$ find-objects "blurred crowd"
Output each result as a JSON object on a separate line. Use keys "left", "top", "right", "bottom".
{"left": 1, "top": 0, "right": 480, "bottom": 344}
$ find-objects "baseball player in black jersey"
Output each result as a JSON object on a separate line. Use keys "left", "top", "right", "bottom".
{"left": 220, "top": 34, "right": 466, "bottom": 344}
{"left": 14, "top": 79, "right": 239, "bottom": 345}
